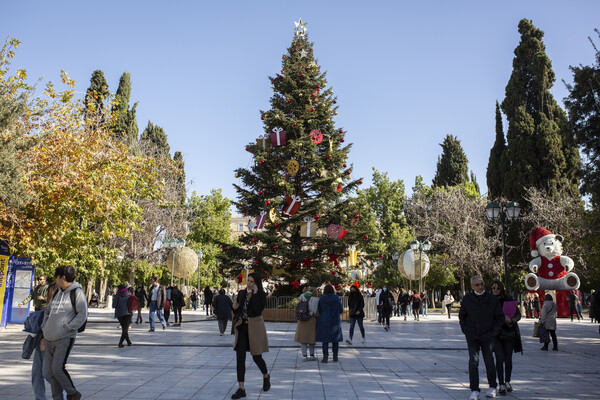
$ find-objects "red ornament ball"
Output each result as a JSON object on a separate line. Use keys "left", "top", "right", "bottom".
{"left": 343, "top": 164, "right": 347, "bottom": 168}
{"left": 293, "top": 48, "right": 296, "bottom": 52}
{"left": 245, "top": 146, "right": 249, "bottom": 151}
{"left": 259, "top": 160, "right": 265, "bottom": 164}
{"left": 252, "top": 237, "right": 258, "bottom": 242}
{"left": 340, "top": 138, "right": 345, "bottom": 143}
{"left": 292, "top": 122, "right": 297, "bottom": 127}
{"left": 331, "top": 271, "right": 336, "bottom": 275}
{"left": 321, "top": 209, "right": 326, "bottom": 213}
{"left": 327, "top": 154, "right": 331, "bottom": 159}
{"left": 354, "top": 214, "right": 359, "bottom": 219}
{"left": 314, "top": 215, "right": 320, "bottom": 220}
{"left": 286, "top": 99, "right": 290, "bottom": 103}
{"left": 243, "top": 212, "right": 247, "bottom": 216}
{"left": 339, "top": 129, "right": 343, "bottom": 133}
{"left": 261, "top": 116, "right": 264, "bottom": 120}
{"left": 281, "top": 70, "right": 284, "bottom": 74}
{"left": 359, "top": 180, "right": 363, "bottom": 185}
{"left": 258, "top": 190, "right": 263, "bottom": 195}
{"left": 273, "top": 245, "right": 279, "bottom": 249}
{"left": 363, "top": 235, "right": 369, "bottom": 241}
{"left": 333, "top": 100, "right": 337, "bottom": 104}
{"left": 367, "top": 281, "right": 373, "bottom": 287}
{"left": 218, "top": 269, "right": 223, "bottom": 274}
{"left": 265, "top": 200, "right": 271, "bottom": 206}
{"left": 300, "top": 73, "right": 304, "bottom": 77}
{"left": 346, "top": 171, "right": 351, "bottom": 175}
{"left": 254, "top": 260, "right": 259, "bottom": 264}
{"left": 275, "top": 222, "right": 280, "bottom": 227}
{"left": 379, "top": 254, "right": 383, "bottom": 259}
{"left": 254, "top": 250, "right": 258, "bottom": 254}
{"left": 310, "top": 108, "right": 315, "bottom": 112}
{"left": 316, "top": 85, "right": 320, "bottom": 89}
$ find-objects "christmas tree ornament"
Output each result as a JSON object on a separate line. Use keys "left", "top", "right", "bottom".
{"left": 327, "top": 154, "right": 331, "bottom": 159}
{"left": 255, "top": 211, "right": 267, "bottom": 230}
{"left": 258, "top": 190, "right": 263, "bottom": 195}
{"left": 254, "top": 260, "right": 259, "bottom": 264}
{"left": 327, "top": 223, "right": 344, "bottom": 239}
{"left": 310, "top": 129, "right": 323, "bottom": 143}
{"left": 363, "top": 235, "right": 369, "bottom": 241}
{"left": 247, "top": 220, "right": 257, "bottom": 231}
{"left": 301, "top": 217, "right": 317, "bottom": 237}
{"left": 286, "top": 99, "right": 290, "bottom": 103}
{"left": 218, "top": 269, "right": 223, "bottom": 274}
{"left": 269, "top": 208, "right": 280, "bottom": 223}
{"left": 334, "top": 284, "right": 341, "bottom": 291}
{"left": 328, "top": 253, "right": 340, "bottom": 266}
{"left": 261, "top": 116, "right": 264, "bottom": 120}
{"left": 292, "top": 280, "right": 301, "bottom": 290}
{"left": 337, "top": 185, "right": 342, "bottom": 192}
{"left": 292, "top": 122, "right": 297, "bottom": 127}
{"left": 340, "top": 138, "right": 345, "bottom": 143}
{"left": 300, "top": 73, "right": 304, "bottom": 78}
{"left": 359, "top": 180, "right": 363, "bottom": 185}
{"left": 348, "top": 245, "right": 357, "bottom": 266}
{"left": 265, "top": 200, "right": 272, "bottom": 206}
{"left": 269, "top": 127, "right": 287, "bottom": 146}
{"left": 273, "top": 245, "right": 279, "bottom": 249}
{"left": 256, "top": 134, "right": 271, "bottom": 151}
{"left": 300, "top": 49, "right": 308, "bottom": 58}
{"left": 287, "top": 159, "right": 300, "bottom": 175}
{"left": 314, "top": 215, "right": 320, "bottom": 220}
{"left": 259, "top": 160, "right": 265, "bottom": 164}
{"left": 340, "top": 228, "right": 348, "bottom": 238}
{"left": 310, "top": 107, "right": 314, "bottom": 112}
{"left": 353, "top": 214, "right": 360, "bottom": 226}
{"left": 367, "top": 281, "right": 372, "bottom": 287}
{"left": 283, "top": 195, "right": 301, "bottom": 216}
{"left": 245, "top": 147, "right": 249, "bottom": 151}
{"left": 379, "top": 254, "right": 383, "bottom": 259}
{"left": 303, "top": 257, "right": 314, "bottom": 268}
{"left": 237, "top": 273, "right": 243, "bottom": 283}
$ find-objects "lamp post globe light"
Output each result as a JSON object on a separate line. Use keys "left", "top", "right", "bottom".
{"left": 485, "top": 201, "right": 521, "bottom": 292}
{"left": 162, "top": 238, "right": 186, "bottom": 286}
{"left": 409, "top": 239, "right": 432, "bottom": 294}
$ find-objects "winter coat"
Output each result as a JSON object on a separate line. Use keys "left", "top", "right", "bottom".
{"left": 214, "top": 294, "right": 233, "bottom": 321}
{"left": 496, "top": 295, "right": 523, "bottom": 352}
{"left": 113, "top": 288, "right": 131, "bottom": 318}
{"left": 421, "top": 293, "right": 429, "bottom": 306}
{"left": 22, "top": 283, "right": 49, "bottom": 310}
{"left": 399, "top": 292, "right": 410, "bottom": 306}
{"left": 171, "top": 288, "right": 185, "bottom": 308}
{"left": 41, "top": 282, "right": 88, "bottom": 342}
{"left": 294, "top": 294, "right": 318, "bottom": 344}
{"left": 204, "top": 288, "right": 214, "bottom": 305}
{"left": 540, "top": 299, "right": 557, "bottom": 330}
{"left": 135, "top": 288, "right": 147, "bottom": 308}
{"left": 316, "top": 293, "right": 343, "bottom": 343}
{"left": 190, "top": 291, "right": 198, "bottom": 302}
{"left": 411, "top": 294, "right": 422, "bottom": 308}
{"left": 348, "top": 291, "right": 365, "bottom": 319}
{"left": 233, "top": 289, "right": 269, "bottom": 356}
{"left": 459, "top": 290, "right": 504, "bottom": 343}
{"left": 148, "top": 284, "right": 167, "bottom": 309}
{"left": 592, "top": 290, "right": 600, "bottom": 320}
{"left": 379, "top": 290, "right": 394, "bottom": 309}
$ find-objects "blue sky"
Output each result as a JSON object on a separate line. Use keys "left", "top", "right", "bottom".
{"left": 2, "top": 1, "right": 599, "bottom": 204}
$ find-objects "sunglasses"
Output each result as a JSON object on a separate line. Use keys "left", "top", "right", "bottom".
{"left": 473, "top": 282, "right": 484, "bottom": 287}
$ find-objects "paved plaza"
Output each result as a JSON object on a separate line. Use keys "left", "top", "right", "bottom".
{"left": 1, "top": 307, "right": 599, "bottom": 400}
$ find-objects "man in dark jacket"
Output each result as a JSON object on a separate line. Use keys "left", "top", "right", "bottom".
{"left": 148, "top": 277, "right": 167, "bottom": 331}
{"left": 213, "top": 289, "right": 233, "bottom": 335}
{"left": 378, "top": 286, "right": 395, "bottom": 331}
{"left": 459, "top": 275, "right": 504, "bottom": 400}
{"left": 171, "top": 286, "right": 185, "bottom": 326}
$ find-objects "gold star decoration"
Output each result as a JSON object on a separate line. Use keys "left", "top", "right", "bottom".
{"left": 294, "top": 18, "right": 307, "bottom": 37}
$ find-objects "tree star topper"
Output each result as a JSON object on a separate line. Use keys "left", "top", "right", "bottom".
{"left": 294, "top": 18, "right": 307, "bottom": 37}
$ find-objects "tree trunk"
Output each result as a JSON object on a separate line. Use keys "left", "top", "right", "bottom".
{"left": 460, "top": 270, "right": 465, "bottom": 297}
{"left": 99, "top": 278, "right": 108, "bottom": 302}
{"left": 86, "top": 279, "right": 93, "bottom": 301}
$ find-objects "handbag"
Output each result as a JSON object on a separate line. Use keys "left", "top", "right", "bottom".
{"left": 532, "top": 321, "right": 540, "bottom": 338}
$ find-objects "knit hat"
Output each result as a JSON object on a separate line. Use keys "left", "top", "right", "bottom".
{"left": 529, "top": 227, "right": 554, "bottom": 257}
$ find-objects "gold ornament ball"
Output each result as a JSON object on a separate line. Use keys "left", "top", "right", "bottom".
{"left": 166, "top": 247, "right": 199, "bottom": 279}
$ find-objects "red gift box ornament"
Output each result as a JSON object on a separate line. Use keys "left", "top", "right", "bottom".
{"left": 269, "top": 127, "right": 287, "bottom": 146}
{"left": 310, "top": 129, "right": 323, "bottom": 144}
{"left": 255, "top": 211, "right": 267, "bottom": 230}
{"left": 283, "top": 195, "right": 301, "bottom": 216}
{"left": 327, "top": 223, "right": 344, "bottom": 239}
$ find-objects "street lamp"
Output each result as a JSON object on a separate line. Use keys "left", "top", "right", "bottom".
{"left": 485, "top": 201, "right": 521, "bottom": 292}
{"left": 162, "top": 238, "right": 186, "bottom": 286}
{"left": 195, "top": 250, "right": 203, "bottom": 291}
{"left": 410, "top": 239, "right": 432, "bottom": 294}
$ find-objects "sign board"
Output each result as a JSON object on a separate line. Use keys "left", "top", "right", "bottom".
{"left": 0, "top": 255, "right": 10, "bottom": 326}
{"left": 2, "top": 257, "right": 34, "bottom": 326}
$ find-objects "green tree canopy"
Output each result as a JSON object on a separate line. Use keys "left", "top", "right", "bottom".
{"left": 432, "top": 134, "right": 469, "bottom": 188}
{"left": 111, "top": 72, "right": 139, "bottom": 146}
{"left": 486, "top": 101, "right": 509, "bottom": 199}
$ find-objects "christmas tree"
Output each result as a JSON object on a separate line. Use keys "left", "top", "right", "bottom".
{"left": 223, "top": 19, "right": 374, "bottom": 288}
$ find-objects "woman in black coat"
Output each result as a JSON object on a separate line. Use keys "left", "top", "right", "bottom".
{"left": 204, "top": 286, "right": 214, "bottom": 315}
{"left": 346, "top": 284, "right": 365, "bottom": 345}
{"left": 112, "top": 284, "right": 132, "bottom": 347}
{"left": 171, "top": 286, "right": 185, "bottom": 326}
{"left": 134, "top": 284, "right": 147, "bottom": 324}
{"left": 491, "top": 280, "right": 521, "bottom": 395}
{"left": 213, "top": 288, "right": 233, "bottom": 335}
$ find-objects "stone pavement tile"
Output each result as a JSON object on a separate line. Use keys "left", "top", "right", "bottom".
{"left": 291, "top": 390, "right": 326, "bottom": 400}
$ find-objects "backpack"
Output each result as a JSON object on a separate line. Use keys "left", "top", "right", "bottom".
{"left": 296, "top": 300, "right": 310, "bottom": 321}
{"left": 52, "top": 288, "right": 87, "bottom": 333}
{"left": 128, "top": 294, "right": 139, "bottom": 314}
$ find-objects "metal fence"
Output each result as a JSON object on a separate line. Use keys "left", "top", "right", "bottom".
{"left": 261, "top": 295, "right": 379, "bottom": 322}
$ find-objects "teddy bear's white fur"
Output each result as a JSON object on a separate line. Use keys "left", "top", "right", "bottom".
{"left": 525, "top": 234, "right": 580, "bottom": 291}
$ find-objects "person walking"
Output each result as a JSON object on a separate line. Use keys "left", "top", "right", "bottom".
{"left": 316, "top": 284, "right": 343, "bottom": 363}
{"left": 112, "top": 284, "right": 132, "bottom": 347}
{"left": 392, "top": 287, "right": 400, "bottom": 317}
{"left": 171, "top": 286, "right": 185, "bottom": 326}
{"left": 134, "top": 283, "right": 147, "bottom": 324}
{"left": 443, "top": 290, "right": 454, "bottom": 319}
{"left": 204, "top": 286, "right": 214, "bottom": 316}
{"left": 490, "top": 281, "right": 522, "bottom": 396}
{"left": 19, "top": 275, "right": 49, "bottom": 311}
{"left": 399, "top": 288, "right": 409, "bottom": 321}
{"left": 214, "top": 288, "right": 233, "bottom": 335}
{"left": 533, "top": 293, "right": 541, "bottom": 318}
{"left": 459, "top": 275, "right": 504, "bottom": 399}
{"left": 294, "top": 287, "right": 319, "bottom": 360}
{"left": 190, "top": 288, "right": 199, "bottom": 311}
{"left": 592, "top": 288, "right": 600, "bottom": 334}
{"left": 539, "top": 294, "right": 558, "bottom": 351}
{"left": 567, "top": 290, "right": 580, "bottom": 321}
{"left": 345, "top": 284, "right": 366, "bottom": 345}
{"left": 231, "top": 272, "right": 270, "bottom": 399}
{"left": 411, "top": 291, "right": 422, "bottom": 321}
{"left": 379, "top": 285, "right": 394, "bottom": 330}
{"left": 421, "top": 290, "right": 429, "bottom": 317}
{"left": 375, "top": 286, "right": 382, "bottom": 325}
{"left": 524, "top": 294, "right": 532, "bottom": 318}
{"left": 148, "top": 277, "right": 167, "bottom": 331}
{"left": 40, "top": 266, "right": 88, "bottom": 400}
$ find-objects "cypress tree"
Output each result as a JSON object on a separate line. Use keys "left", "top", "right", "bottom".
{"left": 173, "top": 151, "right": 186, "bottom": 205}
{"left": 432, "top": 134, "right": 469, "bottom": 187}
{"left": 486, "top": 101, "right": 508, "bottom": 199}
{"left": 111, "top": 72, "right": 139, "bottom": 145}
{"left": 84, "top": 70, "right": 108, "bottom": 117}
{"left": 140, "top": 121, "right": 170, "bottom": 158}
{"left": 501, "top": 19, "right": 580, "bottom": 200}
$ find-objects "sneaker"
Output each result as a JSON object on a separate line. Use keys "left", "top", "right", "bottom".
{"left": 148, "top": 329, "right": 155, "bottom": 332}
{"left": 540, "top": 346, "right": 548, "bottom": 351}
{"left": 231, "top": 388, "right": 246, "bottom": 399}
{"left": 302, "top": 355, "right": 309, "bottom": 361}
{"left": 505, "top": 382, "right": 512, "bottom": 392}
{"left": 332, "top": 354, "right": 338, "bottom": 362}
{"left": 469, "top": 390, "right": 480, "bottom": 400}
{"left": 485, "top": 387, "right": 497, "bottom": 398}
{"left": 163, "top": 325, "right": 166, "bottom": 330}
{"left": 361, "top": 337, "right": 366, "bottom": 344}
{"left": 321, "top": 356, "right": 328, "bottom": 363}
{"left": 67, "top": 392, "right": 82, "bottom": 400}
{"left": 308, "top": 355, "right": 316, "bottom": 361}
{"left": 498, "top": 385, "right": 506, "bottom": 396}
{"left": 345, "top": 339, "right": 352, "bottom": 345}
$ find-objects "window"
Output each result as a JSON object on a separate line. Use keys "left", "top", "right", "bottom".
{"left": 238, "top": 223, "right": 244, "bottom": 231}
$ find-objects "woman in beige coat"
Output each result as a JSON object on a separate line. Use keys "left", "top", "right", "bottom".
{"left": 231, "top": 272, "right": 270, "bottom": 399}
{"left": 294, "top": 288, "right": 319, "bottom": 361}
{"left": 539, "top": 293, "right": 558, "bottom": 351}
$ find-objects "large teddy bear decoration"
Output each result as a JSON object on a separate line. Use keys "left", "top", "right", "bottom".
{"left": 525, "top": 227, "right": 580, "bottom": 291}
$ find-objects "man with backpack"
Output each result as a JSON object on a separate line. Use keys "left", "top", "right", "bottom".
{"left": 40, "top": 266, "right": 87, "bottom": 400}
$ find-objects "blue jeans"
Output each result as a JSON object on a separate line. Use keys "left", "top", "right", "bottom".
{"left": 32, "top": 347, "right": 50, "bottom": 400}
{"left": 191, "top": 300, "right": 197, "bottom": 310}
{"left": 322, "top": 342, "right": 339, "bottom": 357}
{"left": 467, "top": 339, "right": 497, "bottom": 392}
{"left": 421, "top": 304, "right": 428, "bottom": 316}
{"left": 349, "top": 317, "right": 365, "bottom": 340}
{"left": 149, "top": 301, "right": 166, "bottom": 330}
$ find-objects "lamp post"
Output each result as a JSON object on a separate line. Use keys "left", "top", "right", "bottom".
{"left": 485, "top": 201, "right": 521, "bottom": 292}
{"left": 162, "top": 238, "right": 186, "bottom": 286}
{"left": 409, "top": 240, "right": 432, "bottom": 294}
{"left": 195, "top": 250, "right": 203, "bottom": 291}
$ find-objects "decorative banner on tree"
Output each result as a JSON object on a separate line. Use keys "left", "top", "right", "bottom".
{"left": 255, "top": 211, "right": 267, "bottom": 230}
{"left": 256, "top": 134, "right": 270, "bottom": 151}
{"left": 283, "top": 195, "right": 302, "bottom": 216}
{"left": 327, "top": 223, "right": 344, "bottom": 239}
{"left": 348, "top": 245, "right": 357, "bottom": 267}
{"left": 269, "top": 127, "right": 287, "bottom": 146}
{"left": 300, "top": 217, "right": 317, "bottom": 237}
{"left": 268, "top": 208, "right": 280, "bottom": 223}
{"left": 310, "top": 129, "right": 323, "bottom": 144}
{"left": 287, "top": 159, "right": 299, "bottom": 175}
